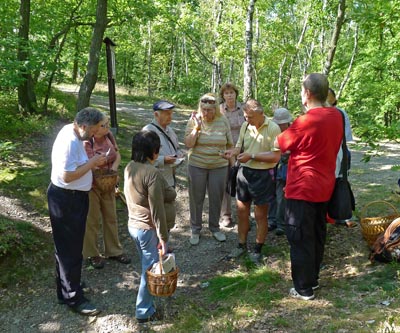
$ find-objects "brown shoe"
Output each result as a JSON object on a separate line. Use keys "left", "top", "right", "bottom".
{"left": 88, "top": 256, "right": 105, "bottom": 269}
{"left": 109, "top": 254, "right": 131, "bottom": 264}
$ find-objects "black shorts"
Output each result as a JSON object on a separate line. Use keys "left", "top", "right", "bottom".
{"left": 236, "top": 166, "right": 275, "bottom": 205}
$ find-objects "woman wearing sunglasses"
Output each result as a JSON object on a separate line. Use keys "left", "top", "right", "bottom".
{"left": 184, "top": 93, "right": 233, "bottom": 245}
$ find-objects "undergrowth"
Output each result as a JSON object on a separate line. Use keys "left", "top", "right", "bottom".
{"left": 0, "top": 216, "right": 52, "bottom": 288}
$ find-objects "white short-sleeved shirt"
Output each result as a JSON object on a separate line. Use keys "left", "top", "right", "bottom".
{"left": 50, "top": 123, "right": 92, "bottom": 191}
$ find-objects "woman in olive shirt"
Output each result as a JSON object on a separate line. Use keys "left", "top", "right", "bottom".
{"left": 184, "top": 93, "right": 233, "bottom": 245}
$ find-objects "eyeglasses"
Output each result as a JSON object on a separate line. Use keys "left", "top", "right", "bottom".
{"left": 201, "top": 99, "right": 216, "bottom": 104}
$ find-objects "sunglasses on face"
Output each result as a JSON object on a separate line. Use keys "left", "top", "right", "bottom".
{"left": 201, "top": 99, "right": 216, "bottom": 104}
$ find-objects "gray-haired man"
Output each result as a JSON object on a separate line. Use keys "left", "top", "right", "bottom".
{"left": 47, "top": 107, "right": 107, "bottom": 316}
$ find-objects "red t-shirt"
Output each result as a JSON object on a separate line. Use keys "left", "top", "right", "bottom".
{"left": 277, "top": 107, "right": 343, "bottom": 202}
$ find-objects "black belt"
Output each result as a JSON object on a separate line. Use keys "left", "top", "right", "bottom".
{"left": 50, "top": 183, "right": 90, "bottom": 195}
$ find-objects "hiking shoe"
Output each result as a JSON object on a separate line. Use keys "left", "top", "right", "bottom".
{"left": 275, "top": 228, "right": 285, "bottom": 236}
{"left": 249, "top": 252, "right": 262, "bottom": 265}
{"left": 289, "top": 288, "right": 315, "bottom": 301}
{"left": 190, "top": 234, "right": 200, "bottom": 245}
{"left": 109, "top": 254, "right": 131, "bottom": 264}
{"left": 137, "top": 311, "right": 162, "bottom": 324}
{"left": 228, "top": 245, "right": 247, "bottom": 258}
{"left": 71, "top": 301, "right": 101, "bottom": 316}
{"left": 212, "top": 231, "right": 226, "bottom": 242}
{"left": 88, "top": 256, "right": 105, "bottom": 269}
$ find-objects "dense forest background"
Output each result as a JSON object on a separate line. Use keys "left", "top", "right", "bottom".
{"left": 1, "top": 0, "right": 400, "bottom": 145}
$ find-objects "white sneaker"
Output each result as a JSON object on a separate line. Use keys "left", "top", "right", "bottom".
{"left": 212, "top": 231, "right": 226, "bottom": 242}
{"left": 289, "top": 288, "right": 315, "bottom": 300}
{"left": 189, "top": 234, "right": 200, "bottom": 245}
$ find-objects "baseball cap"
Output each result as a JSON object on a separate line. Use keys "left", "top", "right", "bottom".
{"left": 153, "top": 100, "right": 175, "bottom": 111}
{"left": 273, "top": 108, "right": 292, "bottom": 124}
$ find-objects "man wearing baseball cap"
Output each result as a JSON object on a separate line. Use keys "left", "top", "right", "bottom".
{"left": 142, "top": 100, "right": 183, "bottom": 231}
{"left": 143, "top": 100, "right": 183, "bottom": 187}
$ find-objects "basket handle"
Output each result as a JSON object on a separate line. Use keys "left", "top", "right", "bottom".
{"left": 158, "top": 249, "right": 164, "bottom": 275}
{"left": 360, "top": 200, "right": 398, "bottom": 219}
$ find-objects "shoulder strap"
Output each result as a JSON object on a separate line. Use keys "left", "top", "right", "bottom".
{"left": 240, "top": 123, "right": 249, "bottom": 153}
{"left": 150, "top": 123, "right": 178, "bottom": 151}
{"left": 338, "top": 110, "right": 348, "bottom": 180}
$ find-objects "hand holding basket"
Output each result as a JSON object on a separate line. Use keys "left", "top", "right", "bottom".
{"left": 146, "top": 250, "right": 179, "bottom": 297}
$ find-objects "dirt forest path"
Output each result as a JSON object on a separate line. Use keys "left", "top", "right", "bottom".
{"left": 1, "top": 89, "right": 400, "bottom": 333}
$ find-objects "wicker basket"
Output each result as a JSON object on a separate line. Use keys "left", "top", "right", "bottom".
{"left": 146, "top": 251, "right": 179, "bottom": 297}
{"left": 360, "top": 201, "right": 399, "bottom": 247}
{"left": 93, "top": 169, "right": 118, "bottom": 193}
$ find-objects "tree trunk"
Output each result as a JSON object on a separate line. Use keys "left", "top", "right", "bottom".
{"left": 243, "top": 0, "right": 256, "bottom": 102}
{"left": 169, "top": 38, "right": 176, "bottom": 90}
{"left": 323, "top": 0, "right": 346, "bottom": 75}
{"left": 283, "top": 10, "right": 309, "bottom": 108}
{"left": 43, "top": 30, "right": 69, "bottom": 114}
{"left": 44, "top": 1, "right": 83, "bottom": 113}
{"left": 17, "top": 0, "right": 37, "bottom": 114}
{"left": 77, "top": 0, "right": 108, "bottom": 111}
{"left": 338, "top": 24, "right": 358, "bottom": 99}
{"left": 146, "top": 22, "right": 152, "bottom": 97}
{"left": 212, "top": 0, "right": 223, "bottom": 92}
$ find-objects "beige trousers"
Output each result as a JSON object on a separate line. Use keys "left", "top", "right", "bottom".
{"left": 83, "top": 188, "right": 123, "bottom": 258}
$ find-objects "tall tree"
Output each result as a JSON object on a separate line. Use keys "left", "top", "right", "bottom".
{"left": 323, "top": 0, "right": 346, "bottom": 75}
{"left": 77, "top": 0, "right": 108, "bottom": 111}
{"left": 283, "top": 9, "right": 310, "bottom": 108}
{"left": 17, "top": 0, "right": 37, "bottom": 114}
{"left": 243, "top": 0, "right": 256, "bottom": 101}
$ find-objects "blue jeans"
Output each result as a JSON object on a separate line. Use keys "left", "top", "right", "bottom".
{"left": 128, "top": 226, "right": 158, "bottom": 319}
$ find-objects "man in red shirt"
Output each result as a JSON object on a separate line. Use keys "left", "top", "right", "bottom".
{"left": 275, "top": 73, "right": 342, "bottom": 300}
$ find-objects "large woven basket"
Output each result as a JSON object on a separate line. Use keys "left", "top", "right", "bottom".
{"left": 146, "top": 251, "right": 179, "bottom": 297}
{"left": 93, "top": 169, "right": 118, "bottom": 193}
{"left": 360, "top": 201, "right": 399, "bottom": 247}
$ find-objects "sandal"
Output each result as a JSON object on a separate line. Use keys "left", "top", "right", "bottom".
{"left": 109, "top": 254, "right": 131, "bottom": 264}
{"left": 88, "top": 256, "right": 105, "bottom": 269}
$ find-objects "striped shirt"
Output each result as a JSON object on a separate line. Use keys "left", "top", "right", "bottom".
{"left": 185, "top": 115, "right": 233, "bottom": 169}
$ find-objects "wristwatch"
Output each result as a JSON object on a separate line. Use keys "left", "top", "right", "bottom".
{"left": 251, "top": 153, "right": 255, "bottom": 160}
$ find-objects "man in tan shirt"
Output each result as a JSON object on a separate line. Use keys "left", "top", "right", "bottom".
{"left": 225, "top": 99, "right": 281, "bottom": 264}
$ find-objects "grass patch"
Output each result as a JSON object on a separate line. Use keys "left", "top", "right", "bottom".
{"left": 0, "top": 216, "right": 53, "bottom": 289}
{"left": 162, "top": 267, "right": 281, "bottom": 332}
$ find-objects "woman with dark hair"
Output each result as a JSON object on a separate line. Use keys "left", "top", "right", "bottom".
{"left": 124, "top": 130, "right": 176, "bottom": 323}
{"left": 219, "top": 83, "right": 245, "bottom": 227}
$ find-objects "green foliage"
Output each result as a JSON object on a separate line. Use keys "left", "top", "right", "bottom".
{"left": 0, "top": 216, "right": 52, "bottom": 288}
{"left": 0, "top": 141, "right": 19, "bottom": 161}
{"left": 0, "top": 86, "right": 76, "bottom": 215}
{"left": 0, "top": 85, "right": 76, "bottom": 140}
{"left": 3, "top": 0, "right": 400, "bottom": 141}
